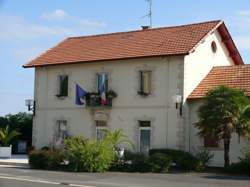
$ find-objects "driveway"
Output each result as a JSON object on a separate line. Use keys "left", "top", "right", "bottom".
{"left": 0, "top": 166, "right": 249, "bottom": 187}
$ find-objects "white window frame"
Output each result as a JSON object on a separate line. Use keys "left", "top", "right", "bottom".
{"left": 55, "top": 120, "right": 67, "bottom": 143}
{"left": 138, "top": 126, "right": 151, "bottom": 153}
{"left": 96, "top": 124, "right": 107, "bottom": 141}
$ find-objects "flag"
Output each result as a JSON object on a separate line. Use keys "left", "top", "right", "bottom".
{"left": 99, "top": 74, "right": 107, "bottom": 105}
{"left": 75, "top": 84, "right": 87, "bottom": 105}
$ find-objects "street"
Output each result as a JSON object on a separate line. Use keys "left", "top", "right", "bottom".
{"left": 0, "top": 166, "right": 249, "bottom": 187}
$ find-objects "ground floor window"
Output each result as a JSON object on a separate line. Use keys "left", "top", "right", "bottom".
{"left": 55, "top": 120, "right": 67, "bottom": 144}
{"left": 139, "top": 121, "right": 151, "bottom": 153}
{"left": 96, "top": 121, "right": 107, "bottom": 142}
{"left": 204, "top": 135, "right": 219, "bottom": 148}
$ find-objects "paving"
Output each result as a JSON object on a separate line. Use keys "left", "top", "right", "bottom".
{"left": 0, "top": 166, "right": 249, "bottom": 187}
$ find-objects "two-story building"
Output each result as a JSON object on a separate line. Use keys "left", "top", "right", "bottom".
{"left": 23, "top": 20, "right": 250, "bottom": 166}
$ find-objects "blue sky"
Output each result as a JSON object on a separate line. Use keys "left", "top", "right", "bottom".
{"left": 0, "top": 0, "right": 250, "bottom": 115}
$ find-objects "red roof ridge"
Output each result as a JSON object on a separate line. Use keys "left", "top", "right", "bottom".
{"left": 67, "top": 20, "right": 222, "bottom": 41}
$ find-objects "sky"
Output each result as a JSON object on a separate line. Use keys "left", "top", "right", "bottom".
{"left": 0, "top": 0, "right": 250, "bottom": 116}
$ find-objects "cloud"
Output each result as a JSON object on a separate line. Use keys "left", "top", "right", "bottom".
{"left": 0, "top": 13, "right": 107, "bottom": 42}
{"left": 41, "top": 9, "right": 68, "bottom": 21}
{"left": 238, "top": 10, "right": 250, "bottom": 17}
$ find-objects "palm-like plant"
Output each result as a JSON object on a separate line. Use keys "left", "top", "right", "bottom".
{"left": 195, "top": 86, "right": 250, "bottom": 167}
{"left": 105, "top": 129, "right": 134, "bottom": 150}
{"left": 0, "top": 126, "right": 20, "bottom": 146}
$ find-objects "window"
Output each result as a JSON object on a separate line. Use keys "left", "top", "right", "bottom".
{"left": 96, "top": 121, "right": 107, "bottom": 141}
{"left": 55, "top": 120, "right": 68, "bottom": 144}
{"left": 58, "top": 75, "right": 68, "bottom": 97}
{"left": 139, "top": 121, "right": 151, "bottom": 153}
{"left": 204, "top": 135, "right": 219, "bottom": 148}
{"left": 138, "top": 71, "right": 152, "bottom": 95}
{"left": 211, "top": 41, "right": 217, "bottom": 53}
{"left": 97, "top": 73, "right": 108, "bottom": 93}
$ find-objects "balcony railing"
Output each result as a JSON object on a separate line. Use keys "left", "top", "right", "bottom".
{"left": 85, "top": 90, "right": 117, "bottom": 107}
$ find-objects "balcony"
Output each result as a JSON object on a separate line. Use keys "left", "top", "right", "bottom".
{"left": 85, "top": 90, "right": 117, "bottom": 107}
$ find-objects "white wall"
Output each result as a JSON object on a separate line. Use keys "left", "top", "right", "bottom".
{"left": 188, "top": 101, "right": 249, "bottom": 166}
{"left": 183, "top": 29, "right": 235, "bottom": 153}
{"left": 33, "top": 56, "right": 185, "bottom": 150}
{"left": 183, "top": 30, "right": 234, "bottom": 101}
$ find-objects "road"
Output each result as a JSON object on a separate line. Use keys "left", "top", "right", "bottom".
{"left": 0, "top": 166, "right": 249, "bottom": 187}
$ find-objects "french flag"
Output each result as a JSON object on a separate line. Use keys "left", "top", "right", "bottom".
{"left": 99, "top": 77, "right": 107, "bottom": 105}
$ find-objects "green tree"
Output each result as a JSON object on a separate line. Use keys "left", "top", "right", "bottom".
{"left": 195, "top": 85, "right": 250, "bottom": 167}
{"left": 0, "top": 126, "right": 20, "bottom": 146}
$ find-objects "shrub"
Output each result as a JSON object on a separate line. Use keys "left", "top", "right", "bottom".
{"left": 149, "top": 153, "right": 172, "bottom": 173}
{"left": 225, "top": 146, "right": 250, "bottom": 175}
{"left": 149, "top": 149, "right": 198, "bottom": 170}
{"left": 195, "top": 149, "right": 214, "bottom": 171}
{"left": 29, "top": 149, "right": 64, "bottom": 170}
{"left": 65, "top": 137, "right": 115, "bottom": 172}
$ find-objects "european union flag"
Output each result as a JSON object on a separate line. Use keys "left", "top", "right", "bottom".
{"left": 75, "top": 84, "right": 87, "bottom": 105}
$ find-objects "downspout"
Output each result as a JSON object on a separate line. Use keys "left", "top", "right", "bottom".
{"left": 166, "top": 58, "right": 170, "bottom": 148}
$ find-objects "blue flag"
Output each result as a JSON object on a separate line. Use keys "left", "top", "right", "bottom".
{"left": 75, "top": 84, "right": 87, "bottom": 105}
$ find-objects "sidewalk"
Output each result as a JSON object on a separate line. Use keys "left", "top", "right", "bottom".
{"left": 0, "top": 154, "right": 29, "bottom": 168}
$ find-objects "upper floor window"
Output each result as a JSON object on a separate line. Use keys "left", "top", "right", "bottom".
{"left": 138, "top": 70, "right": 152, "bottom": 96}
{"left": 97, "top": 73, "right": 108, "bottom": 93}
{"left": 58, "top": 75, "right": 68, "bottom": 97}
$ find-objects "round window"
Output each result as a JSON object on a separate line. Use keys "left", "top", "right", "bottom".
{"left": 211, "top": 41, "right": 217, "bottom": 53}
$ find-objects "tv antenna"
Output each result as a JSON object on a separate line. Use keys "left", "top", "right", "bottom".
{"left": 143, "top": 0, "right": 152, "bottom": 27}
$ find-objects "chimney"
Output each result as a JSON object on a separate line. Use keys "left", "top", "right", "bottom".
{"left": 141, "top": 25, "right": 151, "bottom": 30}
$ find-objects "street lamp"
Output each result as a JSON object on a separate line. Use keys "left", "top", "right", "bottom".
{"left": 172, "top": 94, "right": 183, "bottom": 116}
{"left": 25, "top": 99, "right": 36, "bottom": 115}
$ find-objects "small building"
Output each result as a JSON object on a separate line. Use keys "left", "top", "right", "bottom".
{"left": 23, "top": 20, "right": 249, "bottom": 166}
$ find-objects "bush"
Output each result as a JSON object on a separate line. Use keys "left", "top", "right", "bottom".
{"left": 195, "top": 149, "right": 214, "bottom": 171}
{"left": 149, "top": 149, "right": 199, "bottom": 171}
{"left": 149, "top": 153, "right": 172, "bottom": 173}
{"left": 29, "top": 149, "right": 64, "bottom": 170}
{"left": 65, "top": 137, "right": 115, "bottom": 172}
{"left": 225, "top": 146, "right": 250, "bottom": 175}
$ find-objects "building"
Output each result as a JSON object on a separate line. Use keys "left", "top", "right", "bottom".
{"left": 23, "top": 20, "right": 250, "bottom": 166}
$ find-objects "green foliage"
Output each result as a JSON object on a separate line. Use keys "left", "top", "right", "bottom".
{"left": 105, "top": 129, "right": 134, "bottom": 150}
{"left": 64, "top": 136, "right": 115, "bottom": 172}
{"left": 0, "top": 112, "right": 33, "bottom": 150}
{"left": 195, "top": 85, "right": 250, "bottom": 167}
{"left": 0, "top": 126, "right": 20, "bottom": 146}
{"left": 149, "top": 153, "right": 172, "bottom": 173}
{"left": 149, "top": 149, "right": 206, "bottom": 171}
{"left": 194, "top": 149, "right": 214, "bottom": 171}
{"left": 29, "top": 149, "right": 64, "bottom": 170}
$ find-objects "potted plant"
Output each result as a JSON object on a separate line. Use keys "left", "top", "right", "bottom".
{"left": 0, "top": 126, "right": 20, "bottom": 158}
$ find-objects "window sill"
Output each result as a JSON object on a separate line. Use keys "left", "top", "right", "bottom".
{"left": 55, "top": 95, "right": 68, "bottom": 100}
{"left": 137, "top": 91, "right": 151, "bottom": 96}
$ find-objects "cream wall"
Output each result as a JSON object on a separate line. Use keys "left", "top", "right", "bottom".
{"left": 183, "top": 30, "right": 235, "bottom": 153}
{"left": 183, "top": 30, "right": 234, "bottom": 101}
{"left": 188, "top": 101, "right": 249, "bottom": 167}
{"left": 33, "top": 56, "right": 184, "bottom": 150}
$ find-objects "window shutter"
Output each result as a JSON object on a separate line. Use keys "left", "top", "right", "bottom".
{"left": 143, "top": 71, "right": 151, "bottom": 94}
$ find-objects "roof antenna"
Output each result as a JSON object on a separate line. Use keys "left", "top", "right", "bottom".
{"left": 142, "top": 0, "right": 152, "bottom": 29}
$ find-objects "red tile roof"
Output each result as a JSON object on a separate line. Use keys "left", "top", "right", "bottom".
{"left": 188, "top": 65, "right": 250, "bottom": 99}
{"left": 24, "top": 20, "right": 243, "bottom": 68}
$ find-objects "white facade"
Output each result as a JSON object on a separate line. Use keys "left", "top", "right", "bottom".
{"left": 32, "top": 31, "right": 248, "bottom": 166}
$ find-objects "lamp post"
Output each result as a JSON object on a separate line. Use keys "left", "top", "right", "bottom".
{"left": 25, "top": 99, "right": 36, "bottom": 116}
{"left": 172, "top": 94, "right": 183, "bottom": 116}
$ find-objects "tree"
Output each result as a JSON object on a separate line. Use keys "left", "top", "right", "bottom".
{"left": 195, "top": 85, "right": 250, "bottom": 167}
{"left": 0, "top": 126, "right": 20, "bottom": 146}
